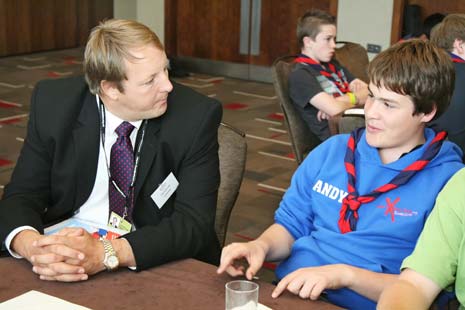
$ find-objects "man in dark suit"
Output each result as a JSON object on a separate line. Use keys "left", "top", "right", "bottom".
{"left": 0, "top": 19, "right": 222, "bottom": 281}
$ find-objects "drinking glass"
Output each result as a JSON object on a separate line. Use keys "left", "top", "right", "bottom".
{"left": 225, "top": 280, "right": 259, "bottom": 310}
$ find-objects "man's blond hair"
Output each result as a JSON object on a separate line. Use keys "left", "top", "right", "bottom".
{"left": 84, "top": 19, "right": 163, "bottom": 95}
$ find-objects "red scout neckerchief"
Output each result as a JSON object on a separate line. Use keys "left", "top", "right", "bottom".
{"left": 450, "top": 53, "right": 465, "bottom": 63}
{"left": 294, "top": 54, "right": 350, "bottom": 96}
{"left": 338, "top": 127, "right": 447, "bottom": 234}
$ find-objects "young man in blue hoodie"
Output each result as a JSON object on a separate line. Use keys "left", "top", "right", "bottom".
{"left": 217, "top": 40, "right": 464, "bottom": 310}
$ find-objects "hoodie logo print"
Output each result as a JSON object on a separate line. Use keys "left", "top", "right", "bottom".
{"left": 377, "top": 197, "right": 418, "bottom": 221}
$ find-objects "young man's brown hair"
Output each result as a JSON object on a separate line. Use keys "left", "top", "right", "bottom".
{"left": 368, "top": 39, "right": 454, "bottom": 120}
{"left": 296, "top": 10, "right": 336, "bottom": 48}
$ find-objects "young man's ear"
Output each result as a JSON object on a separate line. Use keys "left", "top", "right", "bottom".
{"left": 100, "top": 80, "right": 120, "bottom": 101}
{"left": 420, "top": 105, "right": 437, "bottom": 123}
{"left": 303, "top": 36, "right": 314, "bottom": 48}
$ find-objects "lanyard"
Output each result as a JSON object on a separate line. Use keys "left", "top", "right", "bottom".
{"left": 96, "top": 95, "right": 147, "bottom": 219}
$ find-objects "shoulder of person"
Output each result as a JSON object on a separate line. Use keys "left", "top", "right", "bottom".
{"left": 309, "top": 133, "right": 350, "bottom": 158}
{"left": 168, "top": 81, "right": 220, "bottom": 108}
{"left": 156, "top": 81, "right": 222, "bottom": 138}
{"left": 291, "top": 62, "right": 318, "bottom": 75}
{"left": 324, "top": 133, "right": 350, "bottom": 148}
{"left": 166, "top": 81, "right": 222, "bottom": 115}
{"left": 32, "top": 75, "right": 91, "bottom": 109}
{"left": 34, "top": 75, "right": 88, "bottom": 97}
{"left": 31, "top": 75, "right": 95, "bottom": 134}
{"left": 453, "top": 61, "right": 465, "bottom": 76}
{"left": 289, "top": 65, "right": 319, "bottom": 87}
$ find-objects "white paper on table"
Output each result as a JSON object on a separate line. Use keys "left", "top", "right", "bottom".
{"left": 258, "top": 303, "right": 273, "bottom": 310}
{"left": 0, "top": 290, "right": 91, "bottom": 310}
{"left": 229, "top": 302, "right": 272, "bottom": 310}
{"left": 343, "top": 108, "right": 365, "bottom": 116}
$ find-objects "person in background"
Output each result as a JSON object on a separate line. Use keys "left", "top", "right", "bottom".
{"left": 288, "top": 9, "right": 368, "bottom": 142}
{"left": 429, "top": 13, "right": 465, "bottom": 155}
{"left": 377, "top": 167, "right": 465, "bottom": 309}
{"left": 218, "top": 40, "right": 464, "bottom": 310}
{"left": 422, "top": 13, "right": 445, "bottom": 39}
{"left": 0, "top": 19, "right": 222, "bottom": 281}
{"left": 402, "top": 12, "right": 445, "bottom": 41}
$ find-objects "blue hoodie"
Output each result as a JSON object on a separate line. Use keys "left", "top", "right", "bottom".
{"left": 275, "top": 128, "right": 464, "bottom": 310}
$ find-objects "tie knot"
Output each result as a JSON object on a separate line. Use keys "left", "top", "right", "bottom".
{"left": 115, "top": 121, "right": 135, "bottom": 137}
{"left": 343, "top": 196, "right": 361, "bottom": 211}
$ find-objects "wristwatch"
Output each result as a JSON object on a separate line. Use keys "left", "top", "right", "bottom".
{"left": 101, "top": 239, "right": 119, "bottom": 271}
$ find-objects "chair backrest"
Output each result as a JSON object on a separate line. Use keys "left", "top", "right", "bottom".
{"left": 271, "top": 55, "right": 321, "bottom": 165}
{"left": 334, "top": 41, "right": 369, "bottom": 83}
{"left": 339, "top": 114, "right": 366, "bottom": 134}
{"left": 216, "top": 122, "right": 247, "bottom": 247}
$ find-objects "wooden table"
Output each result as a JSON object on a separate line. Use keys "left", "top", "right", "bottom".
{"left": 0, "top": 257, "right": 343, "bottom": 309}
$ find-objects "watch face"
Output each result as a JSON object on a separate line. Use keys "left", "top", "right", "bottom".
{"left": 107, "top": 255, "right": 119, "bottom": 269}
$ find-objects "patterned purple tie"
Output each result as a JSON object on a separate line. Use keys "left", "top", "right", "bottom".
{"left": 109, "top": 121, "right": 135, "bottom": 221}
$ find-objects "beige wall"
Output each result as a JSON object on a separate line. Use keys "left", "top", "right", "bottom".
{"left": 337, "top": 0, "right": 394, "bottom": 60}
{"left": 114, "top": 0, "right": 394, "bottom": 59}
{"left": 113, "top": 0, "right": 165, "bottom": 44}
{"left": 114, "top": 0, "right": 137, "bottom": 20}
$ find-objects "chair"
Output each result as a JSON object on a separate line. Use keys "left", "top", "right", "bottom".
{"left": 339, "top": 112, "right": 366, "bottom": 134}
{"left": 271, "top": 55, "right": 321, "bottom": 165}
{"left": 215, "top": 122, "right": 247, "bottom": 247}
{"left": 334, "top": 41, "right": 369, "bottom": 83}
{"left": 334, "top": 41, "right": 368, "bottom": 134}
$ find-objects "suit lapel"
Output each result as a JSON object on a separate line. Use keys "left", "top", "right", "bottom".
{"left": 73, "top": 93, "right": 100, "bottom": 209}
{"left": 134, "top": 117, "right": 161, "bottom": 199}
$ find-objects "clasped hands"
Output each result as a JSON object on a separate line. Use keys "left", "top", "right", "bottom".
{"left": 217, "top": 241, "right": 352, "bottom": 300}
{"left": 13, "top": 227, "right": 105, "bottom": 282}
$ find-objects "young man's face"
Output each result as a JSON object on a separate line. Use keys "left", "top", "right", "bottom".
{"left": 114, "top": 44, "right": 173, "bottom": 121}
{"left": 364, "top": 83, "right": 435, "bottom": 160}
{"left": 305, "top": 24, "right": 336, "bottom": 63}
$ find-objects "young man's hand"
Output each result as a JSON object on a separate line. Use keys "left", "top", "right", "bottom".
{"left": 216, "top": 240, "right": 268, "bottom": 280}
{"left": 317, "top": 110, "right": 331, "bottom": 121}
{"left": 349, "top": 78, "right": 367, "bottom": 93}
{"left": 271, "top": 264, "right": 353, "bottom": 300}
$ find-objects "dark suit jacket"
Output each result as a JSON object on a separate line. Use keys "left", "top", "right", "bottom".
{"left": 0, "top": 76, "right": 222, "bottom": 269}
{"left": 429, "top": 61, "right": 465, "bottom": 157}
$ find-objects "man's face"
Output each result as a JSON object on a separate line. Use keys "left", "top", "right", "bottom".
{"left": 364, "top": 83, "right": 435, "bottom": 161}
{"left": 453, "top": 38, "right": 465, "bottom": 59}
{"left": 305, "top": 24, "right": 336, "bottom": 63}
{"left": 116, "top": 44, "right": 173, "bottom": 121}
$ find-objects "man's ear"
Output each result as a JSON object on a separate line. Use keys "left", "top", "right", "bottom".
{"left": 453, "top": 39, "right": 464, "bottom": 54}
{"left": 420, "top": 105, "right": 437, "bottom": 123}
{"left": 100, "top": 80, "right": 120, "bottom": 101}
